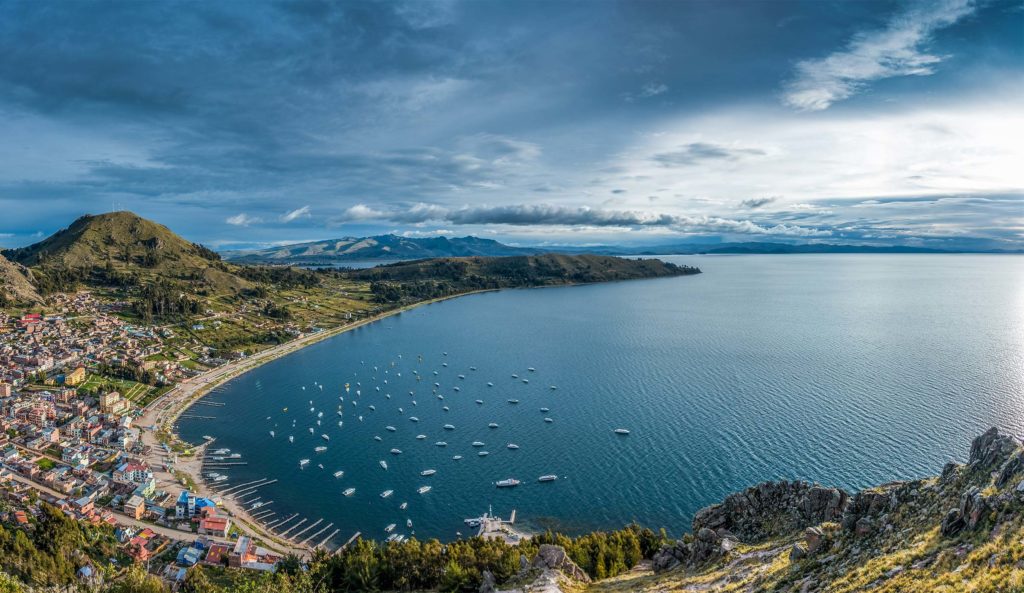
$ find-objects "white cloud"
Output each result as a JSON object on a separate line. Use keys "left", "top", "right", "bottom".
{"left": 783, "top": 0, "right": 976, "bottom": 110}
{"left": 226, "top": 213, "right": 261, "bottom": 226}
{"left": 280, "top": 205, "right": 311, "bottom": 222}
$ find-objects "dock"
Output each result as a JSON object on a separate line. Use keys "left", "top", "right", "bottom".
{"left": 290, "top": 518, "right": 322, "bottom": 541}
{"left": 299, "top": 522, "right": 334, "bottom": 546}
{"left": 279, "top": 517, "right": 307, "bottom": 537}
{"left": 316, "top": 528, "right": 340, "bottom": 550}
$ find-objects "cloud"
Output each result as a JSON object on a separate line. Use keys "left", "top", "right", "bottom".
{"left": 226, "top": 213, "right": 261, "bottom": 226}
{"left": 739, "top": 197, "right": 777, "bottom": 209}
{"left": 639, "top": 82, "right": 668, "bottom": 98}
{"left": 280, "top": 205, "right": 311, "bottom": 222}
{"left": 651, "top": 142, "right": 766, "bottom": 167}
{"left": 783, "top": 0, "right": 976, "bottom": 110}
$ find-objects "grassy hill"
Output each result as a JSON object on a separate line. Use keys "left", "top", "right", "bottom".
{"left": 225, "top": 234, "right": 541, "bottom": 264}
{"left": 0, "top": 253, "right": 41, "bottom": 305}
{"left": 2, "top": 211, "right": 248, "bottom": 294}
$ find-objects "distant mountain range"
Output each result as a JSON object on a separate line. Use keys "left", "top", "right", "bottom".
{"left": 224, "top": 235, "right": 1018, "bottom": 264}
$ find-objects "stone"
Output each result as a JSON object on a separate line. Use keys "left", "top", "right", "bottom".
{"left": 855, "top": 517, "right": 874, "bottom": 536}
{"left": 804, "top": 526, "right": 826, "bottom": 555}
{"left": 969, "top": 427, "right": 1018, "bottom": 469}
{"left": 941, "top": 508, "right": 965, "bottom": 537}
{"left": 531, "top": 545, "right": 591, "bottom": 583}
{"left": 479, "top": 570, "right": 496, "bottom": 593}
{"left": 790, "top": 542, "right": 808, "bottom": 562}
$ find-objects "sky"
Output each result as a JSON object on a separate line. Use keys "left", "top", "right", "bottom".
{"left": 0, "top": 0, "right": 1021, "bottom": 251}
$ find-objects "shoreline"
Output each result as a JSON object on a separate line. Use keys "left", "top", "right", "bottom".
{"left": 138, "top": 289, "right": 499, "bottom": 554}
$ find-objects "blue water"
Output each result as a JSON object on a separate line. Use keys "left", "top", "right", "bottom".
{"left": 177, "top": 255, "right": 1024, "bottom": 546}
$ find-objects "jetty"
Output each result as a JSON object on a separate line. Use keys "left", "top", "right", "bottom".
{"left": 316, "top": 528, "right": 340, "bottom": 550}
{"left": 470, "top": 508, "right": 529, "bottom": 544}
{"left": 299, "top": 522, "right": 334, "bottom": 546}
{"left": 279, "top": 517, "right": 307, "bottom": 537}
{"left": 290, "top": 518, "right": 323, "bottom": 541}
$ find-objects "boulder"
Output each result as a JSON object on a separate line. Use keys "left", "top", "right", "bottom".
{"left": 969, "top": 427, "right": 1017, "bottom": 469}
{"left": 804, "top": 526, "right": 827, "bottom": 555}
{"left": 941, "top": 509, "right": 965, "bottom": 537}
{"left": 789, "top": 542, "right": 808, "bottom": 562}
{"left": 531, "top": 545, "right": 590, "bottom": 583}
{"left": 479, "top": 570, "right": 496, "bottom": 593}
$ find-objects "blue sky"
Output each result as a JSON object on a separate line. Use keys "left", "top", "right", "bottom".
{"left": 0, "top": 0, "right": 1021, "bottom": 250}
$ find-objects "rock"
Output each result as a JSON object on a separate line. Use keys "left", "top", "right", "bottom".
{"left": 940, "top": 461, "right": 960, "bottom": 483}
{"left": 804, "top": 526, "right": 827, "bottom": 555}
{"left": 531, "top": 545, "right": 590, "bottom": 583}
{"left": 479, "top": 570, "right": 496, "bottom": 593}
{"left": 969, "top": 427, "right": 1018, "bottom": 469}
{"left": 790, "top": 542, "right": 808, "bottom": 562}
{"left": 941, "top": 508, "right": 965, "bottom": 536}
{"left": 855, "top": 517, "right": 874, "bottom": 536}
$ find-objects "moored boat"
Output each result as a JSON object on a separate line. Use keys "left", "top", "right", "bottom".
{"left": 496, "top": 478, "right": 520, "bottom": 488}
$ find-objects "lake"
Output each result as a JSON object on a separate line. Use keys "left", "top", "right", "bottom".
{"left": 177, "top": 254, "right": 1024, "bottom": 546}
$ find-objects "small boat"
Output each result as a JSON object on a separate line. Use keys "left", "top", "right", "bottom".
{"left": 369, "top": 405, "right": 376, "bottom": 411}
{"left": 409, "top": 416, "right": 419, "bottom": 422}
{"left": 269, "top": 430, "right": 275, "bottom": 437}
{"left": 386, "top": 534, "right": 400, "bottom": 543}
{"left": 511, "top": 374, "right": 518, "bottom": 378}
{"left": 416, "top": 434, "right": 427, "bottom": 440}
{"left": 538, "top": 475, "right": 558, "bottom": 482}
{"left": 458, "top": 374, "right": 465, "bottom": 379}
{"left": 343, "top": 487, "right": 356, "bottom": 496}
{"left": 472, "top": 441, "right": 485, "bottom": 447}
{"left": 438, "top": 394, "right": 444, "bottom": 400}
{"left": 386, "top": 426, "right": 397, "bottom": 432}
{"left": 318, "top": 463, "right": 324, "bottom": 469}
{"left": 289, "top": 435, "right": 295, "bottom": 443}
{"left": 507, "top": 399, "right": 519, "bottom": 404}
{"left": 522, "top": 379, "right": 529, "bottom": 384}
{"left": 214, "top": 475, "right": 228, "bottom": 482}
{"left": 528, "top": 367, "right": 535, "bottom": 372}
{"left": 420, "top": 469, "right": 436, "bottom": 476}
{"left": 488, "top": 422, "right": 499, "bottom": 428}
{"left": 417, "top": 485, "right": 432, "bottom": 494}
{"left": 496, "top": 478, "right": 520, "bottom": 488}
{"left": 453, "top": 386, "right": 461, "bottom": 392}
{"left": 379, "top": 460, "right": 388, "bottom": 470}
{"left": 315, "top": 446, "right": 327, "bottom": 452}
{"left": 443, "top": 424, "right": 455, "bottom": 430}
{"left": 478, "top": 451, "right": 489, "bottom": 457}
{"left": 550, "top": 386, "right": 557, "bottom": 390}
{"left": 442, "top": 406, "right": 450, "bottom": 411}
{"left": 475, "top": 400, "right": 484, "bottom": 405}
{"left": 435, "top": 441, "right": 447, "bottom": 447}
{"left": 299, "top": 459, "right": 310, "bottom": 467}
{"left": 540, "top": 407, "right": 550, "bottom": 412}
{"left": 407, "top": 518, "right": 413, "bottom": 528}
{"left": 381, "top": 490, "right": 394, "bottom": 498}
{"left": 506, "top": 443, "right": 520, "bottom": 450}
{"left": 487, "top": 382, "right": 493, "bottom": 387}
{"left": 400, "top": 502, "right": 408, "bottom": 510}
{"left": 333, "top": 470, "right": 344, "bottom": 478}
{"left": 390, "top": 448, "right": 402, "bottom": 455}
{"left": 321, "top": 434, "right": 330, "bottom": 441}
{"left": 614, "top": 429, "right": 630, "bottom": 435}
{"left": 544, "top": 417, "right": 553, "bottom": 423}
{"left": 308, "top": 428, "right": 314, "bottom": 434}
{"left": 470, "top": 366, "right": 476, "bottom": 371}
{"left": 452, "top": 455, "right": 463, "bottom": 460}
{"left": 374, "top": 435, "right": 382, "bottom": 441}
{"left": 385, "top": 523, "right": 396, "bottom": 533}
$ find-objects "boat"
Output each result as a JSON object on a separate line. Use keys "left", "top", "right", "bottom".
{"left": 384, "top": 523, "right": 396, "bottom": 533}
{"left": 458, "top": 374, "right": 465, "bottom": 379}
{"left": 487, "top": 382, "right": 493, "bottom": 387}
{"left": 435, "top": 441, "right": 447, "bottom": 447}
{"left": 416, "top": 434, "right": 427, "bottom": 440}
{"left": 321, "top": 434, "right": 330, "bottom": 441}
{"left": 550, "top": 385, "right": 557, "bottom": 390}
{"left": 472, "top": 441, "right": 485, "bottom": 447}
{"left": 475, "top": 399, "right": 484, "bottom": 405}
{"left": 443, "top": 424, "right": 455, "bottom": 430}
{"left": 343, "top": 487, "right": 356, "bottom": 496}
{"left": 506, "top": 443, "right": 520, "bottom": 450}
{"left": 522, "top": 379, "right": 529, "bottom": 384}
{"left": 540, "top": 407, "right": 550, "bottom": 412}
{"left": 478, "top": 451, "right": 489, "bottom": 457}
{"left": 299, "top": 459, "right": 310, "bottom": 467}
{"left": 315, "top": 446, "right": 327, "bottom": 452}
{"left": 528, "top": 367, "right": 536, "bottom": 372}
{"left": 386, "top": 426, "right": 397, "bottom": 432}
{"left": 496, "top": 478, "right": 520, "bottom": 488}
{"left": 409, "top": 416, "right": 419, "bottom": 422}
{"left": 379, "top": 460, "right": 388, "bottom": 470}
{"left": 614, "top": 429, "right": 630, "bottom": 435}
{"left": 452, "top": 455, "right": 463, "bottom": 460}
{"left": 470, "top": 366, "right": 476, "bottom": 371}
{"left": 417, "top": 485, "right": 432, "bottom": 494}
{"left": 386, "top": 534, "right": 399, "bottom": 543}
{"left": 538, "top": 475, "right": 558, "bottom": 482}
{"left": 544, "top": 417, "right": 553, "bottom": 423}
{"left": 374, "top": 435, "right": 382, "bottom": 442}
{"left": 213, "top": 448, "right": 230, "bottom": 455}
{"left": 318, "top": 463, "right": 324, "bottom": 469}
{"left": 507, "top": 399, "right": 519, "bottom": 404}
{"left": 511, "top": 374, "right": 518, "bottom": 378}
{"left": 442, "top": 406, "right": 450, "bottom": 411}
{"left": 289, "top": 435, "right": 294, "bottom": 443}
{"left": 407, "top": 519, "right": 413, "bottom": 528}
{"left": 420, "top": 469, "right": 436, "bottom": 476}
{"left": 369, "top": 405, "right": 375, "bottom": 411}
{"left": 390, "top": 448, "right": 402, "bottom": 455}
{"left": 453, "top": 387, "right": 460, "bottom": 392}
{"left": 229, "top": 453, "right": 241, "bottom": 459}
{"left": 269, "top": 430, "right": 275, "bottom": 437}
{"left": 308, "top": 428, "right": 314, "bottom": 434}
{"left": 488, "top": 422, "right": 499, "bottom": 428}
{"left": 333, "top": 470, "right": 344, "bottom": 478}
{"left": 214, "top": 475, "right": 228, "bottom": 482}
{"left": 381, "top": 490, "right": 394, "bottom": 498}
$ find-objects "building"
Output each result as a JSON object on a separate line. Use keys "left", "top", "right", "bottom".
{"left": 64, "top": 366, "right": 86, "bottom": 386}
{"left": 99, "top": 391, "right": 129, "bottom": 416}
{"left": 198, "top": 515, "right": 231, "bottom": 538}
{"left": 175, "top": 490, "right": 215, "bottom": 519}
{"left": 124, "top": 495, "right": 146, "bottom": 520}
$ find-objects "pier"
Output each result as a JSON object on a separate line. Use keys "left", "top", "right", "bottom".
{"left": 279, "top": 517, "right": 307, "bottom": 537}
{"left": 316, "top": 529, "right": 340, "bottom": 550}
{"left": 299, "top": 522, "right": 333, "bottom": 546}
{"left": 341, "top": 532, "right": 361, "bottom": 550}
{"left": 265, "top": 513, "right": 297, "bottom": 529}
{"left": 290, "top": 518, "right": 323, "bottom": 541}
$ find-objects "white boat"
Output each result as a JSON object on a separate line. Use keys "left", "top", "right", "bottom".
{"left": 443, "top": 424, "right": 455, "bottom": 430}
{"left": 507, "top": 443, "right": 519, "bottom": 450}
{"left": 269, "top": 430, "right": 275, "bottom": 437}
{"left": 522, "top": 379, "right": 529, "bottom": 384}
{"left": 417, "top": 485, "right": 432, "bottom": 494}
{"left": 400, "top": 502, "right": 408, "bottom": 510}
{"left": 511, "top": 374, "right": 518, "bottom": 378}
{"left": 435, "top": 441, "right": 447, "bottom": 447}
{"left": 507, "top": 399, "right": 519, "bottom": 404}
{"left": 487, "top": 382, "right": 493, "bottom": 387}
{"left": 315, "top": 446, "right": 327, "bottom": 452}
{"left": 472, "top": 441, "right": 485, "bottom": 447}
{"left": 550, "top": 386, "right": 557, "bottom": 390}
{"left": 478, "top": 451, "right": 489, "bottom": 457}
{"left": 420, "top": 469, "right": 436, "bottom": 476}
{"left": 214, "top": 475, "right": 228, "bottom": 482}
{"left": 416, "top": 434, "right": 427, "bottom": 440}
{"left": 544, "top": 417, "right": 553, "bottom": 423}
{"left": 496, "top": 478, "right": 520, "bottom": 488}
{"left": 379, "top": 460, "right": 388, "bottom": 470}
{"left": 333, "top": 470, "right": 344, "bottom": 478}
{"left": 343, "top": 487, "right": 356, "bottom": 496}
{"left": 299, "top": 459, "right": 310, "bottom": 467}
{"left": 452, "top": 455, "right": 463, "bottom": 460}
{"left": 475, "top": 399, "right": 484, "bottom": 405}
{"left": 458, "top": 374, "right": 465, "bottom": 379}
{"left": 384, "top": 523, "right": 396, "bottom": 533}
{"left": 488, "top": 422, "right": 499, "bottom": 428}
{"left": 374, "top": 435, "right": 382, "bottom": 441}
{"left": 321, "top": 434, "right": 330, "bottom": 441}
{"left": 538, "top": 475, "right": 558, "bottom": 482}
{"left": 369, "top": 405, "right": 375, "bottom": 411}
{"left": 386, "top": 426, "right": 397, "bottom": 432}
{"left": 381, "top": 490, "right": 394, "bottom": 498}
{"left": 409, "top": 416, "right": 419, "bottom": 422}
{"left": 386, "top": 534, "right": 399, "bottom": 543}
{"left": 442, "top": 406, "right": 449, "bottom": 411}
{"left": 318, "top": 463, "right": 324, "bottom": 469}
{"left": 540, "top": 407, "right": 550, "bottom": 412}
{"left": 453, "top": 386, "right": 461, "bottom": 392}
{"left": 528, "top": 367, "right": 536, "bottom": 372}
{"left": 407, "top": 518, "right": 413, "bottom": 528}
{"left": 308, "top": 428, "right": 314, "bottom": 434}
{"left": 288, "top": 436, "right": 294, "bottom": 443}
{"left": 614, "top": 429, "right": 631, "bottom": 435}
{"left": 390, "top": 448, "right": 402, "bottom": 455}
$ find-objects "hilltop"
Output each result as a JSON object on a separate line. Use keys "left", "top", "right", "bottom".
{"left": 225, "top": 234, "right": 541, "bottom": 264}
{"left": 2, "top": 211, "right": 249, "bottom": 293}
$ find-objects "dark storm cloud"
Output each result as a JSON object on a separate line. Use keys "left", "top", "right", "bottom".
{"left": 739, "top": 197, "right": 777, "bottom": 209}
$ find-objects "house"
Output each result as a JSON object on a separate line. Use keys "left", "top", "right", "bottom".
{"left": 174, "top": 490, "right": 215, "bottom": 519}
{"left": 64, "top": 366, "right": 86, "bottom": 386}
{"left": 176, "top": 546, "right": 203, "bottom": 567}
{"left": 124, "top": 495, "right": 146, "bottom": 520}
{"left": 99, "top": 391, "right": 129, "bottom": 416}
{"left": 203, "top": 543, "right": 231, "bottom": 566}
{"left": 198, "top": 515, "right": 230, "bottom": 538}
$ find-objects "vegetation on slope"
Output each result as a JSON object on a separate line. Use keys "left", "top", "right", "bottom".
{"left": 0, "top": 254, "right": 40, "bottom": 305}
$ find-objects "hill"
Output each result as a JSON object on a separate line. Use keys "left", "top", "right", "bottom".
{"left": 0, "top": 253, "right": 41, "bottom": 304}
{"left": 345, "top": 253, "right": 699, "bottom": 303}
{"left": 2, "top": 211, "right": 249, "bottom": 294}
{"left": 225, "top": 234, "right": 541, "bottom": 264}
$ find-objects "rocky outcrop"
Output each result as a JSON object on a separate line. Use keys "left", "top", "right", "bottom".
{"left": 0, "top": 254, "right": 41, "bottom": 304}
{"left": 969, "top": 427, "right": 1017, "bottom": 470}
{"left": 692, "top": 480, "right": 849, "bottom": 543}
{"left": 530, "top": 545, "right": 590, "bottom": 583}
{"left": 652, "top": 527, "right": 738, "bottom": 572}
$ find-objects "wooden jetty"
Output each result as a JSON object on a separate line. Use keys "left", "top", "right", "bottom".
{"left": 300, "top": 522, "right": 333, "bottom": 546}
{"left": 265, "top": 513, "right": 297, "bottom": 529}
{"left": 316, "top": 529, "right": 340, "bottom": 550}
{"left": 279, "top": 518, "right": 307, "bottom": 537}
{"left": 290, "top": 518, "right": 323, "bottom": 541}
